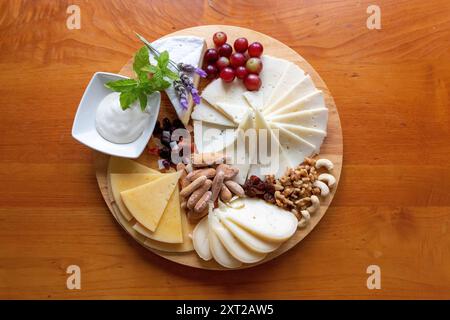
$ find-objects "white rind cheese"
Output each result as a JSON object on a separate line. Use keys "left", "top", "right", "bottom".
{"left": 150, "top": 36, "right": 206, "bottom": 126}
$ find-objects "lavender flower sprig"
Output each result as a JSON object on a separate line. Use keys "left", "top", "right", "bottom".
{"left": 135, "top": 33, "right": 206, "bottom": 110}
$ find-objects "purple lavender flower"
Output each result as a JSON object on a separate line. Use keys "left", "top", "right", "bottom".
{"left": 180, "top": 97, "right": 189, "bottom": 110}
{"left": 178, "top": 63, "right": 207, "bottom": 78}
{"left": 194, "top": 67, "right": 207, "bottom": 78}
{"left": 190, "top": 87, "right": 201, "bottom": 104}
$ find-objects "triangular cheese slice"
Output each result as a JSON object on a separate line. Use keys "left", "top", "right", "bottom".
{"left": 269, "top": 122, "right": 326, "bottom": 153}
{"left": 265, "top": 62, "right": 307, "bottom": 107}
{"left": 271, "top": 123, "right": 317, "bottom": 161}
{"left": 110, "top": 173, "right": 162, "bottom": 221}
{"left": 268, "top": 90, "right": 326, "bottom": 117}
{"left": 132, "top": 186, "right": 183, "bottom": 243}
{"left": 150, "top": 36, "right": 207, "bottom": 126}
{"left": 241, "top": 55, "right": 290, "bottom": 112}
{"left": 263, "top": 75, "right": 316, "bottom": 115}
{"left": 143, "top": 212, "right": 195, "bottom": 252}
{"left": 191, "top": 99, "right": 236, "bottom": 127}
{"left": 120, "top": 171, "right": 180, "bottom": 231}
{"left": 248, "top": 108, "right": 293, "bottom": 178}
{"left": 267, "top": 108, "right": 328, "bottom": 132}
{"left": 193, "top": 120, "right": 237, "bottom": 154}
{"left": 108, "top": 157, "right": 160, "bottom": 174}
{"left": 215, "top": 101, "right": 248, "bottom": 124}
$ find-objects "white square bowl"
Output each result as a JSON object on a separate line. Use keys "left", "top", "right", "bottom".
{"left": 72, "top": 72, "right": 161, "bottom": 158}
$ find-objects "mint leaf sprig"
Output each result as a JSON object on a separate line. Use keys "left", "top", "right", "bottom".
{"left": 105, "top": 34, "right": 207, "bottom": 111}
{"left": 105, "top": 46, "right": 178, "bottom": 111}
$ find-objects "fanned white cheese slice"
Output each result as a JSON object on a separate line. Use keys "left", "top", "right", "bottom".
{"left": 263, "top": 75, "right": 316, "bottom": 115}
{"left": 201, "top": 79, "right": 249, "bottom": 115}
{"left": 208, "top": 213, "right": 242, "bottom": 269}
{"left": 248, "top": 108, "right": 293, "bottom": 179}
{"left": 215, "top": 101, "right": 247, "bottom": 124}
{"left": 211, "top": 213, "right": 267, "bottom": 264}
{"left": 269, "top": 122, "right": 327, "bottom": 153}
{"left": 272, "top": 124, "right": 317, "bottom": 163}
{"left": 193, "top": 120, "right": 237, "bottom": 154}
{"left": 243, "top": 55, "right": 290, "bottom": 112}
{"left": 266, "top": 62, "right": 307, "bottom": 107}
{"left": 220, "top": 198, "right": 298, "bottom": 242}
{"left": 268, "top": 90, "right": 325, "bottom": 117}
{"left": 267, "top": 108, "right": 328, "bottom": 132}
{"left": 219, "top": 215, "right": 281, "bottom": 253}
{"left": 150, "top": 36, "right": 206, "bottom": 126}
{"left": 229, "top": 110, "right": 256, "bottom": 185}
{"left": 192, "top": 216, "right": 212, "bottom": 261}
{"left": 191, "top": 99, "right": 236, "bottom": 127}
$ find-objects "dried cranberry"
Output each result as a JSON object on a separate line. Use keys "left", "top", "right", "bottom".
{"left": 249, "top": 175, "right": 262, "bottom": 185}
{"left": 173, "top": 119, "right": 184, "bottom": 129}
{"left": 159, "top": 146, "right": 171, "bottom": 159}
{"left": 154, "top": 121, "right": 162, "bottom": 135}
{"left": 263, "top": 193, "right": 275, "bottom": 203}
{"left": 256, "top": 182, "right": 266, "bottom": 191}
{"left": 162, "top": 118, "right": 172, "bottom": 131}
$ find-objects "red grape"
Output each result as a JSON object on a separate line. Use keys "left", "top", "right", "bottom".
{"left": 213, "top": 32, "right": 227, "bottom": 47}
{"left": 234, "top": 37, "right": 249, "bottom": 53}
{"left": 245, "top": 57, "right": 263, "bottom": 74}
{"left": 204, "top": 48, "right": 219, "bottom": 63}
{"left": 230, "top": 52, "right": 246, "bottom": 68}
{"left": 244, "top": 74, "right": 261, "bottom": 91}
{"left": 218, "top": 43, "right": 233, "bottom": 57}
{"left": 220, "top": 67, "right": 236, "bottom": 83}
{"left": 205, "top": 64, "right": 218, "bottom": 78}
{"left": 248, "top": 42, "right": 264, "bottom": 57}
{"left": 235, "top": 66, "right": 248, "bottom": 79}
{"left": 216, "top": 56, "right": 230, "bottom": 69}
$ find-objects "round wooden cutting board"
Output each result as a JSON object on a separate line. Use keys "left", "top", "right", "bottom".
{"left": 94, "top": 25, "right": 343, "bottom": 270}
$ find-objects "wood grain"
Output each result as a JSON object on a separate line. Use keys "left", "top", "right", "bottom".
{"left": 94, "top": 25, "right": 342, "bottom": 270}
{"left": 0, "top": 0, "right": 449, "bottom": 299}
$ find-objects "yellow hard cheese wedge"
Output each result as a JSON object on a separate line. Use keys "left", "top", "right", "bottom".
{"left": 120, "top": 171, "right": 181, "bottom": 232}
{"left": 132, "top": 186, "right": 183, "bottom": 244}
{"left": 144, "top": 211, "right": 195, "bottom": 252}
{"left": 108, "top": 156, "right": 160, "bottom": 174}
{"left": 110, "top": 173, "right": 162, "bottom": 221}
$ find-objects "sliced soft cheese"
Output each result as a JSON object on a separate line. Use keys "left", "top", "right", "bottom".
{"left": 108, "top": 157, "right": 160, "bottom": 174}
{"left": 132, "top": 186, "right": 183, "bottom": 243}
{"left": 266, "top": 62, "right": 307, "bottom": 107}
{"left": 120, "top": 171, "right": 180, "bottom": 231}
{"left": 210, "top": 213, "right": 266, "bottom": 264}
{"left": 149, "top": 36, "right": 206, "bottom": 126}
{"left": 220, "top": 217, "right": 281, "bottom": 253}
{"left": 268, "top": 90, "right": 326, "bottom": 117}
{"left": 248, "top": 107, "right": 293, "bottom": 178}
{"left": 242, "top": 55, "right": 290, "bottom": 112}
{"left": 215, "top": 101, "right": 248, "bottom": 124}
{"left": 263, "top": 75, "right": 316, "bottom": 115}
{"left": 201, "top": 78, "right": 250, "bottom": 118}
{"left": 274, "top": 124, "right": 317, "bottom": 161}
{"left": 143, "top": 211, "right": 194, "bottom": 253}
{"left": 208, "top": 212, "right": 242, "bottom": 269}
{"left": 192, "top": 215, "right": 212, "bottom": 261}
{"left": 269, "top": 122, "right": 327, "bottom": 153}
{"left": 191, "top": 99, "right": 236, "bottom": 127}
{"left": 193, "top": 120, "right": 237, "bottom": 154}
{"left": 110, "top": 173, "right": 162, "bottom": 221}
{"left": 267, "top": 108, "right": 328, "bottom": 132}
{"left": 220, "top": 198, "right": 298, "bottom": 242}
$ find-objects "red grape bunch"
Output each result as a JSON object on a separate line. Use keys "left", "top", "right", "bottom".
{"left": 203, "top": 31, "right": 264, "bottom": 91}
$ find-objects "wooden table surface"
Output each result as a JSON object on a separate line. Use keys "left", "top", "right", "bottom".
{"left": 0, "top": 0, "right": 449, "bottom": 300}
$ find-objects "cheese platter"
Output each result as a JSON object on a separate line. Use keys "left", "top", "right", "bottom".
{"left": 82, "top": 25, "right": 343, "bottom": 270}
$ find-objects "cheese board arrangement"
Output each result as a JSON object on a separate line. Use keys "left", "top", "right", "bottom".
{"left": 75, "top": 25, "right": 343, "bottom": 270}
